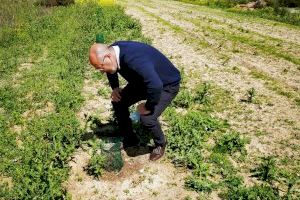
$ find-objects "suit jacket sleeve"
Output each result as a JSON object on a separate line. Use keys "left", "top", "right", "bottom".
{"left": 106, "top": 72, "right": 119, "bottom": 90}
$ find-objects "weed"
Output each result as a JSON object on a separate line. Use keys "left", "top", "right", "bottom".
{"left": 194, "top": 82, "right": 211, "bottom": 104}
{"left": 251, "top": 156, "right": 277, "bottom": 183}
{"left": 87, "top": 152, "right": 106, "bottom": 178}
{"left": 172, "top": 82, "right": 211, "bottom": 108}
{"left": 172, "top": 89, "right": 194, "bottom": 108}
{"left": 165, "top": 109, "right": 226, "bottom": 167}
{"left": 279, "top": 170, "right": 300, "bottom": 199}
{"left": 223, "top": 174, "right": 244, "bottom": 189}
{"left": 246, "top": 87, "right": 256, "bottom": 103}
{"left": 222, "top": 183, "right": 280, "bottom": 200}
{"left": 214, "top": 132, "right": 248, "bottom": 155}
{"left": 209, "top": 152, "right": 235, "bottom": 175}
{"left": 184, "top": 196, "right": 193, "bottom": 200}
{"left": 97, "top": 87, "right": 110, "bottom": 98}
{"left": 185, "top": 176, "right": 217, "bottom": 193}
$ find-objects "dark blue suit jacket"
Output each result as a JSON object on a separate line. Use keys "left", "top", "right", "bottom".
{"left": 107, "top": 41, "right": 181, "bottom": 112}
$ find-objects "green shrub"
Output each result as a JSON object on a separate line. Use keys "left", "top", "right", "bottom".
{"left": 251, "top": 156, "right": 277, "bottom": 183}
{"left": 222, "top": 184, "right": 280, "bottom": 200}
{"left": 214, "top": 132, "right": 248, "bottom": 155}
{"left": 87, "top": 152, "right": 107, "bottom": 178}
{"left": 172, "top": 82, "right": 211, "bottom": 108}
{"left": 172, "top": 90, "right": 194, "bottom": 108}
{"left": 166, "top": 110, "right": 226, "bottom": 168}
{"left": 185, "top": 176, "right": 217, "bottom": 193}
{"left": 37, "top": 0, "right": 75, "bottom": 7}
{"left": 194, "top": 82, "right": 211, "bottom": 104}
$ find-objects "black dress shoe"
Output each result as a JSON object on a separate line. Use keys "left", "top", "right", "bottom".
{"left": 149, "top": 140, "right": 167, "bottom": 161}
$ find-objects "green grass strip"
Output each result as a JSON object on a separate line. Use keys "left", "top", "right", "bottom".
{"left": 0, "top": 2, "right": 148, "bottom": 199}
{"left": 250, "top": 68, "right": 300, "bottom": 106}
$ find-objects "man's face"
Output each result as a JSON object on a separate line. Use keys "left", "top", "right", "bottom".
{"left": 90, "top": 52, "right": 116, "bottom": 74}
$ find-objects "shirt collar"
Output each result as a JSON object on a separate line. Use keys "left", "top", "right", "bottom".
{"left": 112, "top": 45, "right": 120, "bottom": 70}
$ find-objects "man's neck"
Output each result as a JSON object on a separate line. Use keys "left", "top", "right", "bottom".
{"left": 108, "top": 47, "right": 118, "bottom": 72}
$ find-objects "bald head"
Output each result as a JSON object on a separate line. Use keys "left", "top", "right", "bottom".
{"left": 89, "top": 43, "right": 109, "bottom": 66}
{"left": 89, "top": 43, "right": 117, "bottom": 74}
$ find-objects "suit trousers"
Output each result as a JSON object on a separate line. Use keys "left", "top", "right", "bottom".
{"left": 111, "top": 83, "right": 179, "bottom": 146}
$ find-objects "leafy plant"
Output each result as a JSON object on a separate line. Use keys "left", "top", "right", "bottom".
{"left": 251, "top": 156, "right": 277, "bottom": 183}
{"left": 214, "top": 132, "right": 248, "bottom": 155}
{"left": 87, "top": 152, "right": 107, "bottom": 178}
{"left": 194, "top": 82, "right": 211, "bottom": 104}
{"left": 172, "top": 82, "right": 211, "bottom": 108}
{"left": 223, "top": 174, "right": 244, "bottom": 189}
{"left": 172, "top": 89, "right": 194, "bottom": 108}
{"left": 97, "top": 87, "right": 110, "bottom": 98}
{"left": 166, "top": 110, "right": 226, "bottom": 167}
{"left": 185, "top": 176, "right": 217, "bottom": 193}
{"left": 247, "top": 87, "right": 256, "bottom": 103}
{"left": 222, "top": 184, "right": 280, "bottom": 200}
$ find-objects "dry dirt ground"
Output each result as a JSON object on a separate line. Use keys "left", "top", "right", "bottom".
{"left": 66, "top": 0, "right": 300, "bottom": 199}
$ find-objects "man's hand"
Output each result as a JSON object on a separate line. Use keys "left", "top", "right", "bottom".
{"left": 111, "top": 87, "right": 122, "bottom": 102}
{"left": 137, "top": 102, "right": 151, "bottom": 115}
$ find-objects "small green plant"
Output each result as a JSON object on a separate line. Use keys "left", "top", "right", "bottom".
{"left": 172, "top": 82, "right": 211, "bottom": 108}
{"left": 240, "top": 87, "right": 256, "bottom": 103}
{"left": 222, "top": 183, "right": 280, "bottom": 200}
{"left": 247, "top": 87, "right": 256, "bottom": 103}
{"left": 172, "top": 89, "right": 193, "bottom": 108}
{"left": 87, "top": 152, "right": 107, "bottom": 178}
{"left": 214, "top": 132, "right": 248, "bottom": 155}
{"left": 97, "top": 87, "right": 110, "bottom": 98}
{"left": 166, "top": 110, "right": 225, "bottom": 167}
{"left": 185, "top": 176, "right": 216, "bottom": 193}
{"left": 280, "top": 171, "right": 300, "bottom": 199}
{"left": 251, "top": 156, "right": 277, "bottom": 183}
{"left": 194, "top": 82, "right": 211, "bottom": 104}
{"left": 223, "top": 174, "right": 244, "bottom": 189}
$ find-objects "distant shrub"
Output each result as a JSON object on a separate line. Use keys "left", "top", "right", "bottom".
{"left": 177, "top": 0, "right": 300, "bottom": 26}
{"left": 37, "top": 0, "right": 75, "bottom": 6}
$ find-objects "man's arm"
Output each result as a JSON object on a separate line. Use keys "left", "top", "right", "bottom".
{"left": 107, "top": 72, "right": 119, "bottom": 90}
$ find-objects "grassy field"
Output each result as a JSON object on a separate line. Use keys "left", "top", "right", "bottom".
{"left": 0, "top": 0, "right": 148, "bottom": 198}
{"left": 176, "top": 0, "right": 300, "bottom": 26}
{"left": 119, "top": 0, "right": 300, "bottom": 199}
{"left": 1, "top": 0, "right": 299, "bottom": 199}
